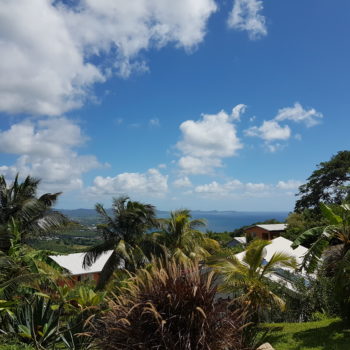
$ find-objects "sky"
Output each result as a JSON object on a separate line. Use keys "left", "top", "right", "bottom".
{"left": 0, "top": 0, "right": 349, "bottom": 211}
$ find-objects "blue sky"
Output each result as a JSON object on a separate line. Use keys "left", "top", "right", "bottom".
{"left": 0, "top": 0, "right": 349, "bottom": 211}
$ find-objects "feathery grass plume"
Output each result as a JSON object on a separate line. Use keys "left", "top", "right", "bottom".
{"left": 89, "top": 258, "right": 251, "bottom": 350}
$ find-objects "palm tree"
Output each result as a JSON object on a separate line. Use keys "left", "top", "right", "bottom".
{"left": 209, "top": 239, "right": 297, "bottom": 319}
{"left": 0, "top": 174, "right": 66, "bottom": 253}
{"left": 154, "top": 209, "right": 220, "bottom": 262}
{"left": 83, "top": 196, "right": 159, "bottom": 289}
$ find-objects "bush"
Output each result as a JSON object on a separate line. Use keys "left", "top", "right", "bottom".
{"left": 91, "top": 259, "right": 251, "bottom": 350}
{"left": 266, "top": 274, "right": 340, "bottom": 323}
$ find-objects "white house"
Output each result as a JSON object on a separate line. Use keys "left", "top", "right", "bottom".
{"left": 50, "top": 250, "right": 115, "bottom": 283}
{"left": 235, "top": 236, "right": 309, "bottom": 291}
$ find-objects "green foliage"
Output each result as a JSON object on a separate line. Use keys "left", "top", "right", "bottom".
{"left": 283, "top": 210, "right": 328, "bottom": 242}
{"left": 206, "top": 230, "right": 233, "bottom": 245}
{"left": 209, "top": 239, "right": 297, "bottom": 320}
{"left": 295, "top": 150, "right": 350, "bottom": 213}
{"left": 84, "top": 196, "right": 159, "bottom": 289}
{"left": 0, "top": 174, "right": 67, "bottom": 253}
{"left": 155, "top": 209, "right": 220, "bottom": 262}
{"left": 266, "top": 274, "right": 340, "bottom": 323}
{"left": 0, "top": 334, "right": 36, "bottom": 349}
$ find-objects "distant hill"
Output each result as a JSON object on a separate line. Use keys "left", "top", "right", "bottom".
{"left": 57, "top": 208, "right": 289, "bottom": 232}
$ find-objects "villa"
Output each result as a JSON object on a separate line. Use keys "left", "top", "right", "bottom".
{"left": 235, "top": 236, "right": 308, "bottom": 292}
{"left": 244, "top": 223, "right": 287, "bottom": 240}
{"left": 50, "top": 250, "right": 115, "bottom": 285}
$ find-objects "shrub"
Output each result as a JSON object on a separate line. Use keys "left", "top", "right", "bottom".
{"left": 90, "top": 259, "right": 251, "bottom": 350}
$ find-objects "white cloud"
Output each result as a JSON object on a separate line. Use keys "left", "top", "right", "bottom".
{"left": 245, "top": 182, "right": 268, "bottom": 191}
{"left": 275, "top": 102, "right": 323, "bottom": 127}
{"left": 228, "top": 0, "right": 267, "bottom": 39}
{"left": 0, "top": 118, "right": 101, "bottom": 191}
{"left": 88, "top": 168, "right": 168, "bottom": 197}
{"left": 276, "top": 180, "right": 302, "bottom": 190}
{"left": 231, "top": 103, "right": 247, "bottom": 121}
{"left": 178, "top": 156, "right": 222, "bottom": 175}
{"left": 173, "top": 176, "right": 192, "bottom": 188}
{"left": 0, "top": 0, "right": 217, "bottom": 116}
{"left": 177, "top": 108, "right": 243, "bottom": 174}
{"left": 245, "top": 120, "right": 291, "bottom": 141}
{"left": 193, "top": 178, "right": 301, "bottom": 198}
{"left": 195, "top": 179, "right": 243, "bottom": 195}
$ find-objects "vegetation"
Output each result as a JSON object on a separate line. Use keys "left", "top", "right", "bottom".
{"left": 2, "top": 163, "right": 350, "bottom": 349}
{"left": 295, "top": 150, "right": 350, "bottom": 213}
{"left": 262, "top": 318, "right": 350, "bottom": 350}
{"left": 154, "top": 209, "right": 220, "bottom": 262}
{"left": 90, "top": 258, "right": 250, "bottom": 350}
{"left": 0, "top": 174, "right": 66, "bottom": 253}
{"left": 83, "top": 196, "right": 159, "bottom": 289}
{"left": 208, "top": 239, "right": 296, "bottom": 320}
{"left": 293, "top": 202, "right": 350, "bottom": 322}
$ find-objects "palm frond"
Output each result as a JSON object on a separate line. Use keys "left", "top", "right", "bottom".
{"left": 83, "top": 239, "right": 116, "bottom": 268}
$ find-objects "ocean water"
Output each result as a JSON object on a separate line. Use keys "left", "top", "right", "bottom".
{"left": 158, "top": 211, "right": 289, "bottom": 233}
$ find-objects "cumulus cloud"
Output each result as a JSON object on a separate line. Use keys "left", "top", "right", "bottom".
{"left": 245, "top": 120, "right": 291, "bottom": 141}
{"left": 276, "top": 180, "right": 302, "bottom": 190}
{"left": 177, "top": 108, "right": 243, "bottom": 174}
{"left": 275, "top": 102, "right": 323, "bottom": 127}
{"left": 244, "top": 102, "right": 323, "bottom": 152}
{"left": 88, "top": 168, "right": 168, "bottom": 197}
{"left": 228, "top": 0, "right": 267, "bottom": 39}
{"left": 0, "top": 0, "right": 217, "bottom": 116}
{"left": 173, "top": 176, "right": 192, "bottom": 188}
{"left": 193, "top": 178, "right": 301, "bottom": 198}
{"left": 0, "top": 118, "right": 101, "bottom": 191}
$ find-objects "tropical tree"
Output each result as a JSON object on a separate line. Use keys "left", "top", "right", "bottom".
{"left": 83, "top": 196, "right": 159, "bottom": 289}
{"left": 0, "top": 174, "right": 66, "bottom": 253}
{"left": 295, "top": 150, "right": 350, "bottom": 213}
{"left": 154, "top": 209, "right": 220, "bottom": 262}
{"left": 292, "top": 202, "right": 350, "bottom": 272}
{"left": 209, "top": 239, "right": 297, "bottom": 319}
{"left": 292, "top": 202, "right": 350, "bottom": 321}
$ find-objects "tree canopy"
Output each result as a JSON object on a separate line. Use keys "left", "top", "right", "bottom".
{"left": 295, "top": 151, "right": 350, "bottom": 213}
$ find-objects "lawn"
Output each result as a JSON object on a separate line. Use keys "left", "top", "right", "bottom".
{"left": 261, "top": 318, "right": 350, "bottom": 350}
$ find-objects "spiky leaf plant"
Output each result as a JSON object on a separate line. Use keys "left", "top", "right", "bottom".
{"left": 90, "top": 259, "right": 251, "bottom": 350}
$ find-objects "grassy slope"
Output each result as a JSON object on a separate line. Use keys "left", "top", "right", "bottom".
{"left": 262, "top": 318, "right": 350, "bottom": 350}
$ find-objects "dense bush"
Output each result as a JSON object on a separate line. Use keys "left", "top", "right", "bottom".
{"left": 90, "top": 259, "right": 251, "bottom": 350}
{"left": 266, "top": 274, "right": 340, "bottom": 323}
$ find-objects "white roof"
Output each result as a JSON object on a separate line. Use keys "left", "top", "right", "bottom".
{"left": 255, "top": 224, "right": 287, "bottom": 231}
{"left": 235, "top": 236, "right": 307, "bottom": 266}
{"left": 234, "top": 236, "right": 247, "bottom": 244}
{"left": 50, "top": 250, "right": 114, "bottom": 276}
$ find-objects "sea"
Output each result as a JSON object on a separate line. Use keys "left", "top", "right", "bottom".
{"left": 60, "top": 208, "right": 290, "bottom": 233}
{"left": 157, "top": 211, "right": 289, "bottom": 232}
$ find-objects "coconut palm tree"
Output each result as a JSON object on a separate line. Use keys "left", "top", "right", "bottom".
{"left": 209, "top": 239, "right": 297, "bottom": 319}
{"left": 154, "top": 209, "right": 220, "bottom": 262}
{"left": 0, "top": 174, "right": 66, "bottom": 253}
{"left": 83, "top": 196, "right": 159, "bottom": 289}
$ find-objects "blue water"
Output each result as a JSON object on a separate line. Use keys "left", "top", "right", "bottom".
{"left": 157, "top": 211, "right": 289, "bottom": 232}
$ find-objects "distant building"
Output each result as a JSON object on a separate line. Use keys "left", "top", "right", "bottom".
{"left": 244, "top": 223, "right": 287, "bottom": 241}
{"left": 50, "top": 250, "right": 115, "bottom": 285}
{"left": 227, "top": 236, "right": 247, "bottom": 247}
